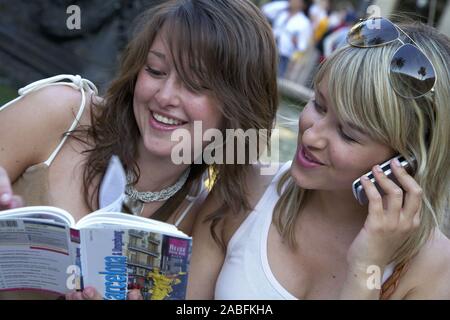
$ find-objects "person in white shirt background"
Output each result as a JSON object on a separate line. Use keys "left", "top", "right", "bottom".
{"left": 262, "top": 0, "right": 313, "bottom": 77}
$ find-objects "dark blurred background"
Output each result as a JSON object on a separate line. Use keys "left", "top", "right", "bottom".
{"left": 0, "top": 0, "right": 448, "bottom": 102}
{"left": 0, "top": 0, "right": 166, "bottom": 100}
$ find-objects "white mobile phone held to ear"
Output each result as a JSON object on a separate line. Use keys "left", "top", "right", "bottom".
{"left": 352, "top": 155, "right": 416, "bottom": 206}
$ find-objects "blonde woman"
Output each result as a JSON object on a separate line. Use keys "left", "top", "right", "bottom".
{"left": 189, "top": 18, "right": 450, "bottom": 299}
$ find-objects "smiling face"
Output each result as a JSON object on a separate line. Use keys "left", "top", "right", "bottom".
{"left": 132, "top": 32, "right": 223, "bottom": 160}
{"left": 291, "top": 75, "right": 396, "bottom": 191}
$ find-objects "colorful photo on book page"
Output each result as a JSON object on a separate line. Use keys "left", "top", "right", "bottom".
{"left": 80, "top": 228, "right": 191, "bottom": 300}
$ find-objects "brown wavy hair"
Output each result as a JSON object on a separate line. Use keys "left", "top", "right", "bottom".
{"left": 71, "top": 0, "right": 279, "bottom": 226}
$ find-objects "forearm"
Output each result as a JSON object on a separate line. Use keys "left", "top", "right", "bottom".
{"left": 339, "top": 263, "right": 383, "bottom": 300}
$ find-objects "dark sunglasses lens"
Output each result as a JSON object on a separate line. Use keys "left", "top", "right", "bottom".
{"left": 348, "top": 17, "right": 398, "bottom": 47}
{"left": 390, "top": 44, "right": 436, "bottom": 98}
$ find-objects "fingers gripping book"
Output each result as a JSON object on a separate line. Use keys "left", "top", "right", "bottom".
{"left": 0, "top": 156, "right": 192, "bottom": 300}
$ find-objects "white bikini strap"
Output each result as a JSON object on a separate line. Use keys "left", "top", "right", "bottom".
{"left": 1, "top": 75, "right": 99, "bottom": 166}
{"left": 0, "top": 94, "right": 22, "bottom": 112}
{"left": 43, "top": 75, "right": 98, "bottom": 166}
{"left": 1, "top": 74, "right": 97, "bottom": 112}
{"left": 17, "top": 74, "right": 98, "bottom": 97}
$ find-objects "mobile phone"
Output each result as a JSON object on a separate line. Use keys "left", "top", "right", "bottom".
{"left": 352, "top": 155, "right": 416, "bottom": 206}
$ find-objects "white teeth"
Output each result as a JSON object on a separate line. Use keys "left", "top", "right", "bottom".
{"left": 152, "top": 112, "right": 184, "bottom": 125}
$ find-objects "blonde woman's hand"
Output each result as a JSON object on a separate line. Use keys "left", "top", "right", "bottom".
{"left": 347, "top": 158, "right": 422, "bottom": 269}
{"left": 0, "top": 166, "right": 23, "bottom": 211}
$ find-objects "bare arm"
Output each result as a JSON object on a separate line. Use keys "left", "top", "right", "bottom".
{"left": 186, "top": 189, "right": 227, "bottom": 299}
{"left": 186, "top": 164, "right": 277, "bottom": 299}
{"left": 0, "top": 85, "right": 84, "bottom": 208}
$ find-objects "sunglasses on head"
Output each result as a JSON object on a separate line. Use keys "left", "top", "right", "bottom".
{"left": 347, "top": 17, "right": 436, "bottom": 99}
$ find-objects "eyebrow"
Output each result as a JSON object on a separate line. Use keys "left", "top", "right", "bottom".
{"left": 316, "top": 88, "right": 367, "bottom": 136}
{"left": 149, "top": 50, "right": 165, "bottom": 60}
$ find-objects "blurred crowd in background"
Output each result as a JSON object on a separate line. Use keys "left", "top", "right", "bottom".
{"left": 262, "top": 0, "right": 357, "bottom": 81}
{"left": 0, "top": 0, "right": 448, "bottom": 100}
{"left": 257, "top": 0, "right": 449, "bottom": 89}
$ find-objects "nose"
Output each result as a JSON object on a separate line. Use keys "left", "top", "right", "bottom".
{"left": 154, "top": 74, "right": 182, "bottom": 108}
{"left": 301, "top": 118, "right": 328, "bottom": 150}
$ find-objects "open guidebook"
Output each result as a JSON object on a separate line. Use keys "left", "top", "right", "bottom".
{"left": 0, "top": 156, "right": 192, "bottom": 300}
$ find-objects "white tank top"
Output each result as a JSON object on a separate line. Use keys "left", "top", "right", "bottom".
{"left": 214, "top": 161, "right": 395, "bottom": 300}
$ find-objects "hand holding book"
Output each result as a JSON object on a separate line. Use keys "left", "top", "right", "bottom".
{"left": 65, "top": 286, "right": 143, "bottom": 300}
{"left": 0, "top": 156, "right": 192, "bottom": 300}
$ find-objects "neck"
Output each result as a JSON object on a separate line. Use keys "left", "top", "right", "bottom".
{"left": 307, "top": 188, "right": 368, "bottom": 229}
{"left": 133, "top": 143, "right": 190, "bottom": 193}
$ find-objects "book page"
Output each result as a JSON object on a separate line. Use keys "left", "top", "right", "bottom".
{"left": 76, "top": 212, "right": 183, "bottom": 237}
{"left": 0, "top": 218, "right": 76, "bottom": 296}
{"left": 80, "top": 227, "right": 191, "bottom": 300}
{"left": 0, "top": 206, "right": 75, "bottom": 227}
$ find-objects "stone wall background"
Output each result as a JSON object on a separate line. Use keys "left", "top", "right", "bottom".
{"left": 0, "top": 0, "right": 164, "bottom": 93}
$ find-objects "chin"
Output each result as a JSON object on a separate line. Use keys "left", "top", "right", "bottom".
{"left": 142, "top": 136, "right": 176, "bottom": 160}
{"left": 290, "top": 164, "right": 310, "bottom": 188}
{"left": 291, "top": 176, "right": 316, "bottom": 190}
{"left": 289, "top": 162, "right": 323, "bottom": 190}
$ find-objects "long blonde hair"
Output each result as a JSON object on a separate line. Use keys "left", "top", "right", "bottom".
{"left": 274, "top": 20, "right": 450, "bottom": 267}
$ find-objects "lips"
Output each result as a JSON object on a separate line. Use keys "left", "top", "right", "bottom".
{"left": 296, "top": 145, "right": 324, "bottom": 169}
{"left": 302, "top": 146, "right": 324, "bottom": 165}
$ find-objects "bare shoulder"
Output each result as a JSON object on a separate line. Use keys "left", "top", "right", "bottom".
{"left": 203, "top": 162, "right": 286, "bottom": 247}
{"left": 187, "top": 163, "right": 288, "bottom": 299}
{"left": 0, "top": 84, "right": 94, "bottom": 180}
{"left": 1, "top": 84, "right": 85, "bottom": 132}
{"left": 187, "top": 163, "right": 285, "bottom": 299}
{"left": 238, "top": 162, "right": 287, "bottom": 209}
{"left": 20, "top": 84, "right": 92, "bottom": 129}
{"left": 399, "top": 229, "right": 450, "bottom": 299}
